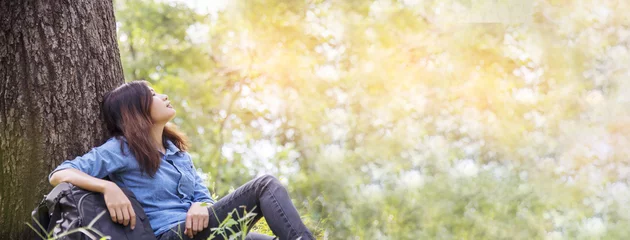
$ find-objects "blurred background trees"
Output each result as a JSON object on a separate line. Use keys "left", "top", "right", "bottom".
{"left": 114, "top": 0, "right": 630, "bottom": 239}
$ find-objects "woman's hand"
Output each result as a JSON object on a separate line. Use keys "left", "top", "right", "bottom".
{"left": 103, "top": 182, "right": 136, "bottom": 230}
{"left": 184, "top": 202, "right": 210, "bottom": 238}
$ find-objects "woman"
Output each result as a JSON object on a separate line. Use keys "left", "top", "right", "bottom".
{"left": 48, "top": 80, "right": 315, "bottom": 240}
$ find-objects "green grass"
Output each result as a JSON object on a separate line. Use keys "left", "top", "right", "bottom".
{"left": 29, "top": 205, "right": 325, "bottom": 240}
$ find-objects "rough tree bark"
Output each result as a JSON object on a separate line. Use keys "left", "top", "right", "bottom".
{"left": 0, "top": 0, "right": 124, "bottom": 238}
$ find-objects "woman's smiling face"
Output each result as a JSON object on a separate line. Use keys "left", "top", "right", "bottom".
{"left": 148, "top": 86, "right": 176, "bottom": 124}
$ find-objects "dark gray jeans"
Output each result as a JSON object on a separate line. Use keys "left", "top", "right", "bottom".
{"left": 156, "top": 174, "right": 315, "bottom": 240}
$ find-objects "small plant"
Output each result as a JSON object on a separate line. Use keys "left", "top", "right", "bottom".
{"left": 207, "top": 205, "right": 259, "bottom": 240}
{"left": 167, "top": 205, "right": 263, "bottom": 240}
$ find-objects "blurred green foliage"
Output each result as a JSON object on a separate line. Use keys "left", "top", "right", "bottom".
{"left": 115, "top": 0, "right": 630, "bottom": 239}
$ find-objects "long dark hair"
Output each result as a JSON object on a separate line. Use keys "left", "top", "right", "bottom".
{"left": 101, "top": 80, "right": 188, "bottom": 177}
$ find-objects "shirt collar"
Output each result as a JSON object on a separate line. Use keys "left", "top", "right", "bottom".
{"left": 116, "top": 136, "right": 182, "bottom": 156}
{"left": 164, "top": 139, "right": 181, "bottom": 156}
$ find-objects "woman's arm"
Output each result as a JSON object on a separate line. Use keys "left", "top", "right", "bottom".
{"left": 49, "top": 168, "right": 137, "bottom": 230}
{"left": 49, "top": 168, "right": 114, "bottom": 192}
{"left": 48, "top": 142, "right": 136, "bottom": 229}
{"left": 48, "top": 143, "right": 128, "bottom": 181}
{"left": 48, "top": 143, "right": 127, "bottom": 189}
{"left": 185, "top": 153, "right": 215, "bottom": 204}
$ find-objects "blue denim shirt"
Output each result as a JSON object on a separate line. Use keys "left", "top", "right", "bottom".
{"left": 48, "top": 136, "right": 215, "bottom": 236}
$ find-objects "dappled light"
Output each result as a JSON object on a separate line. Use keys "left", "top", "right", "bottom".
{"left": 115, "top": 0, "right": 630, "bottom": 238}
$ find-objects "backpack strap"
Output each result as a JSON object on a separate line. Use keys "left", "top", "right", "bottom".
{"left": 30, "top": 195, "right": 51, "bottom": 238}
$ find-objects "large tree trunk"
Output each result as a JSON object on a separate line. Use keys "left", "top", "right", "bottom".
{"left": 0, "top": 0, "right": 124, "bottom": 238}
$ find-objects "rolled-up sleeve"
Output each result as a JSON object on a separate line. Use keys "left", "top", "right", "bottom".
{"left": 48, "top": 146, "right": 127, "bottom": 181}
{"left": 192, "top": 170, "right": 215, "bottom": 204}
{"left": 188, "top": 154, "right": 214, "bottom": 204}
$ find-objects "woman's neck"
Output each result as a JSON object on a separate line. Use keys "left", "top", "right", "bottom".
{"left": 151, "top": 124, "right": 165, "bottom": 153}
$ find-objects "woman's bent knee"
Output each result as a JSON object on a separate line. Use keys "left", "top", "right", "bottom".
{"left": 255, "top": 174, "right": 282, "bottom": 193}
{"left": 259, "top": 174, "right": 280, "bottom": 185}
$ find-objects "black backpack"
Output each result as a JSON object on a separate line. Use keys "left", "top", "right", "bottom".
{"left": 31, "top": 182, "right": 157, "bottom": 240}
